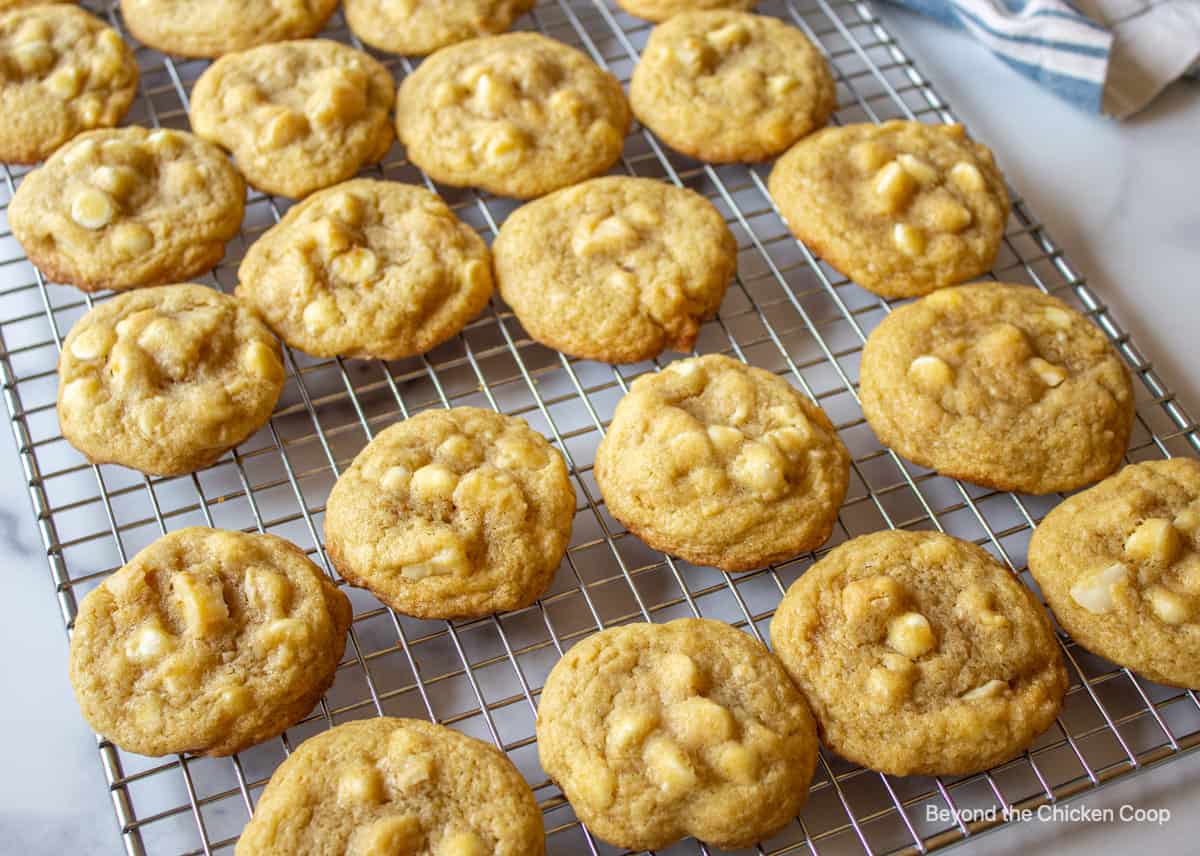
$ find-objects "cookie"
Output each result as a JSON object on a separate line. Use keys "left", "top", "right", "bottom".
{"left": 236, "top": 717, "right": 545, "bottom": 856}
{"left": 57, "top": 284, "right": 285, "bottom": 476}
{"left": 68, "top": 527, "right": 352, "bottom": 757}
{"left": 772, "top": 530, "right": 1068, "bottom": 776}
{"left": 615, "top": 0, "right": 756, "bottom": 22}
{"left": 537, "top": 618, "right": 817, "bottom": 850}
{"left": 630, "top": 11, "right": 834, "bottom": 163}
{"left": 190, "top": 39, "right": 394, "bottom": 199}
{"left": 9, "top": 127, "right": 245, "bottom": 292}
{"left": 1029, "top": 459, "right": 1200, "bottom": 688}
{"left": 120, "top": 0, "right": 339, "bottom": 59}
{"left": 859, "top": 283, "right": 1134, "bottom": 494}
{"left": 396, "top": 32, "right": 630, "bottom": 199}
{"left": 237, "top": 179, "right": 494, "bottom": 360}
{"left": 324, "top": 407, "right": 574, "bottom": 619}
{"left": 492, "top": 176, "right": 736, "bottom": 363}
{"left": 345, "top": 0, "right": 535, "bottom": 56}
{"left": 768, "top": 121, "right": 1010, "bottom": 297}
{"left": 0, "top": 5, "right": 137, "bottom": 163}
{"left": 594, "top": 354, "right": 850, "bottom": 571}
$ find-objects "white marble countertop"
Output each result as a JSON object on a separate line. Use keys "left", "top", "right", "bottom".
{"left": 0, "top": 4, "right": 1197, "bottom": 853}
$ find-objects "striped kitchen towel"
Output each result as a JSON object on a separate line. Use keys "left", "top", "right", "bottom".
{"left": 885, "top": 0, "right": 1200, "bottom": 117}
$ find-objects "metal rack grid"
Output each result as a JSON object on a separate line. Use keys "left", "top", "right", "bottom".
{"left": 2, "top": 0, "right": 1199, "bottom": 853}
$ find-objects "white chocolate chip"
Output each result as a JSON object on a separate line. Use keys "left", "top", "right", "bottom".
{"left": 874, "top": 161, "right": 917, "bottom": 213}
{"left": 63, "top": 138, "right": 99, "bottom": 167}
{"left": 332, "top": 192, "right": 366, "bottom": 228}
{"left": 766, "top": 75, "right": 798, "bottom": 98}
{"left": 606, "top": 709, "right": 659, "bottom": 756}
{"left": 470, "top": 72, "right": 512, "bottom": 117}
{"left": 45, "top": 65, "right": 82, "bottom": 98}
{"left": 1041, "top": 306, "right": 1073, "bottom": 329}
{"left": 950, "top": 161, "right": 985, "bottom": 193}
{"left": 643, "top": 735, "right": 697, "bottom": 798}
{"left": 13, "top": 40, "right": 55, "bottom": 75}
{"left": 886, "top": 611, "right": 936, "bottom": 658}
{"left": 61, "top": 377, "right": 99, "bottom": 409}
{"left": 110, "top": 223, "right": 154, "bottom": 257}
{"left": 172, "top": 572, "right": 230, "bottom": 637}
{"left": 1069, "top": 562, "right": 1129, "bottom": 614}
{"left": 480, "top": 123, "right": 526, "bottom": 167}
{"left": 927, "top": 197, "right": 972, "bottom": 233}
{"left": 851, "top": 140, "right": 891, "bottom": 173}
{"left": 705, "top": 424, "right": 743, "bottom": 456}
{"left": 962, "top": 679, "right": 1008, "bottom": 700}
{"left": 706, "top": 22, "right": 750, "bottom": 50}
{"left": 892, "top": 223, "right": 926, "bottom": 256}
{"left": 349, "top": 815, "right": 422, "bottom": 856}
{"left": 711, "top": 741, "right": 758, "bottom": 784}
{"left": 401, "top": 536, "right": 468, "bottom": 580}
{"left": 572, "top": 763, "right": 615, "bottom": 810}
{"left": 331, "top": 247, "right": 379, "bottom": 283}
{"left": 659, "top": 652, "right": 707, "bottom": 700}
{"left": 380, "top": 465, "right": 411, "bottom": 493}
{"left": 1147, "top": 586, "right": 1191, "bottom": 625}
{"left": 146, "top": 128, "right": 184, "bottom": 156}
{"left": 124, "top": 620, "right": 173, "bottom": 662}
{"left": 908, "top": 354, "right": 954, "bottom": 391}
{"left": 263, "top": 108, "right": 309, "bottom": 148}
{"left": 572, "top": 214, "right": 639, "bottom": 257}
{"left": 896, "top": 153, "right": 937, "bottom": 184}
{"left": 92, "top": 165, "right": 137, "bottom": 199}
{"left": 70, "top": 188, "right": 115, "bottom": 230}
{"left": 730, "top": 442, "right": 787, "bottom": 498}
{"left": 243, "top": 567, "right": 292, "bottom": 618}
{"left": 1028, "top": 356, "right": 1067, "bottom": 387}
{"left": 665, "top": 696, "right": 734, "bottom": 748}
{"left": 1124, "top": 518, "right": 1182, "bottom": 566}
{"left": 440, "top": 831, "right": 487, "bottom": 856}
{"left": 410, "top": 464, "right": 458, "bottom": 502}
{"left": 866, "top": 661, "right": 915, "bottom": 710}
{"left": 337, "top": 765, "right": 384, "bottom": 806}
{"left": 69, "top": 326, "right": 115, "bottom": 361}
{"left": 842, "top": 575, "right": 906, "bottom": 623}
{"left": 302, "top": 297, "right": 341, "bottom": 332}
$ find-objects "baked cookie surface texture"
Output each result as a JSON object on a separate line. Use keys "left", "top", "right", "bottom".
{"left": 324, "top": 407, "right": 575, "bottom": 619}
{"left": 492, "top": 175, "right": 736, "bottom": 363}
{"left": 396, "top": 32, "right": 630, "bottom": 199}
{"left": 120, "top": 0, "right": 339, "bottom": 58}
{"left": 630, "top": 11, "right": 835, "bottom": 163}
{"left": 859, "top": 283, "right": 1133, "bottom": 494}
{"left": 345, "top": 0, "right": 536, "bottom": 56}
{"left": 537, "top": 618, "right": 818, "bottom": 851}
{"left": 10, "top": 127, "right": 245, "bottom": 292}
{"left": 1029, "top": 458, "right": 1200, "bottom": 688}
{"left": 615, "top": 0, "right": 757, "bottom": 23}
{"left": 768, "top": 120, "right": 1009, "bottom": 297}
{"left": 190, "top": 39, "right": 395, "bottom": 199}
{"left": 69, "top": 527, "right": 352, "bottom": 757}
{"left": 0, "top": 5, "right": 138, "bottom": 163}
{"left": 236, "top": 717, "right": 545, "bottom": 856}
{"left": 57, "top": 284, "right": 285, "bottom": 475}
{"left": 594, "top": 354, "right": 850, "bottom": 571}
{"left": 237, "top": 179, "right": 494, "bottom": 360}
{"left": 771, "top": 530, "right": 1068, "bottom": 776}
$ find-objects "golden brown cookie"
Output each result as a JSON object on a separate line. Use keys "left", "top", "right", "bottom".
{"left": 0, "top": 5, "right": 137, "bottom": 163}
{"left": 324, "top": 407, "right": 575, "bottom": 619}
{"left": 396, "top": 32, "right": 630, "bottom": 199}
{"left": 236, "top": 718, "right": 545, "bottom": 856}
{"left": 768, "top": 120, "right": 1010, "bottom": 297}
{"left": 594, "top": 354, "right": 850, "bottom": 571}
{"left": 537, "top": 618, "right": 818, "bottom": 851}
{"left": 189, "top": 39, "right": 395, "bottom": 199}
{"left": 237, "top": 179, "right": 493, "bottom": 360}
{"left": 68, "top": 527, "right": 352, "bottom": 757}
{"left": 9, "top": 127, "right": 245, "bottom": 292}
{"left": 57, "top": 284, "right": 285, "bottom": 476}
{"left": 492, "top": 176, "right": 736, "bottom": 363}
{"left": 120, "top": 0, "right": 339, "bottom": 58}
{"left": 1029, "top": 459, "right": 1200, "bottom": 688}
{"left": 345, "top": 0, "right": 536, "bottom": 56}
{"left": 614, "top": 0, "right": 756, "bottom": 22}
{"left": 859, "top": 283, "right": 1134, "bottom": 494}
{"left": 771, "top": 530, "right": 1068, "bottom": 776}
{"left": 630, "top": 11, "right": 834, "bottom": 163}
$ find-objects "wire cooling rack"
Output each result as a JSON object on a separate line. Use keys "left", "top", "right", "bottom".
{"left": 3, "top": 0, "right": 1200, "bottom": 854}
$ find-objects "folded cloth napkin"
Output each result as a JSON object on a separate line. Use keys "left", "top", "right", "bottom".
{"left": 884, "top": 0, "right": 1200, "bottom": 117}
